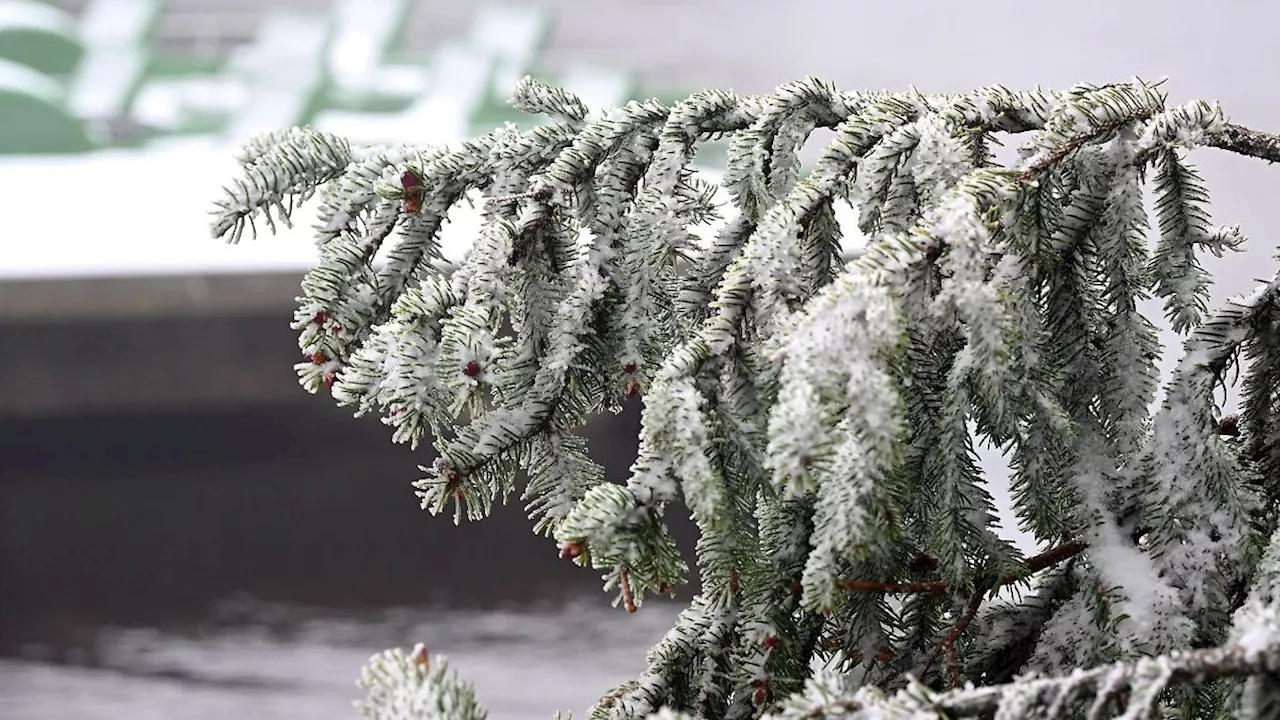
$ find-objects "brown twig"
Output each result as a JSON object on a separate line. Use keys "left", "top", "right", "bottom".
{"left": 1016, "top": 114, "right": 1280, "bottom": 185}
{"left": 838, "top": 578, "right": 948, "bottom": 593}
{"left": 837, "top": 539, "right": 1086, "bottom": 596}
{"left": 839, "top": 539, "right": 1087, "bottom": 687}
{"left": 1207, "top": 123, "right": 1280, "bottom": 164}
{"left": 1017, "top": 539, "right": 1086, "bottom": 577}
{"left": 918, "top": 586, "right": 987, "bottom": 685}
{"left": 1017, "top": 110, "right": 1158, "bottom": 182}
{"left": 620, "top": 566, "right": 637, "bottom": 613}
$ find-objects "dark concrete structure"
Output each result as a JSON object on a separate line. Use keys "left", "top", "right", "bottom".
{"left": 0, "top": 271, "right": 695, "bottom": 662}
{"left": 0, "top": 273, "right": 307, "bottom": 418}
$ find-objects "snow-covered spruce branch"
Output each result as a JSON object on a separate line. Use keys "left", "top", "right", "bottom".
{"left": 211, "top": 78, "right": 1280, "bottom": 720}
{"left": 360, "top": 524, "right": 1280, "bottom": 720}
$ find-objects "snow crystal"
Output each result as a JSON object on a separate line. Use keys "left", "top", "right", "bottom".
{"left": 1236, "top": 621, "right": 1280, "bottom": 661}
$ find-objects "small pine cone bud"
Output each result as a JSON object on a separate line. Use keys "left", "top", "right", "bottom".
{"left": 657, "top": 581, "right": 669, "bottom": 594}
{"left": 622, "top": 361, "right": 637, "bottom": 374}
{"left": 789, "top": 578, "right": 803, "bottom": 595}
{"left": 729, "top": 570, "right": 740, "bottom": 595}
{"left": 410, "top": 642, "right": 429, "bottom": 668}
{"left": 323, "top": 370, "right": 337, "bottom": 388}
{"left": 432, "top": 457, "right": 458, "bottom": 480}
{"left": 462, "top": 359, "right": 482, "bottom": 377}
{"left": 559, "top": 541, "right": 585, "bottom": 560}
{"left": 1218, "top": 413, "right": 1240, "bottom": 436}
{"left": 401, "top": 170, "right": 420, "bottom": 190}
{"left": 624, "top": 380, "right": 640, "bottom": 398}
{"left": 403, "top": 196, "right": 422, "bottom": 214}
{"left": 875, "top": 646, "right": 894, "bottom": 664}
{"left": 909, "top": 551, "right": 940, "bottom": 575}
{"left": 762, "top": 635, "right": 779, "bottom": 651}
{"left": 312, "top": 310, "right": 329, "bottom": 325}
{"left": 311, "top": 350, "right": 327, "bottom": 365}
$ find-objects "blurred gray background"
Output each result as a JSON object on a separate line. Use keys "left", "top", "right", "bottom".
{"left": 3, "top": 1, "right": 1280, "bottom": 718}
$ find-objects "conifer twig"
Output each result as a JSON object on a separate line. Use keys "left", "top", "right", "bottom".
{"left": 837, "top": 539, "right": 1086, "bottom": 595}
{"left": 843, "top": 540, "right": 1089, "bottom": 686}
{"left": 1015, "top": 119, "right": 1280, "bottom": 184}
{"left": 1018, "top": 110, "right": 1160, "bottom": 181}
{"left": 926, "top": 639, "right": 1280, "bottom": 717}
{"left": 838, "top": 578, "right": 949, "bottom": 593}
{"left": 918, "top": 588, "right": 987, "bottom": 686}
{"left": 620, "top": 566, "right": 638, "bottom": 613}
{"left": 1208, "top": 123, "right": 1280, "bottom": 164}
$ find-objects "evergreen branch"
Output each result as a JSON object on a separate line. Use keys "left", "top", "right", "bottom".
{"left": 213, "top": 78, "right": 1280, "bottom": 720}
{"left": 1207, "top": 123, "right": 1280, "bottom": 163}
{"left": 917, "top": 587, "right": 986, "bottom": 687}
{"left": 838, "top": 539, "right": 1086, "bottom": 594}
{"left": 921, "top": 639, "right": 1280, "bottom": 718}
{"left": 850, "top": 540, "right": 1086, "bottom": 688}
{"left": 211, "top": 127, "right": 352, "bottom": 243}
{"left": 1017, "top": 109, "right": 1159, "bottom": 182}
{"left": 759, "top": 638, "right": 1280, "bottom": 720}
{"left": 356, "top": 646, "right": 486, "bottom": 720}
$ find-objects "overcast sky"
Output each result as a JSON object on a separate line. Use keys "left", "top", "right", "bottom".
{"left": 523, "top": 0, "right": 1280, "bottom": 299}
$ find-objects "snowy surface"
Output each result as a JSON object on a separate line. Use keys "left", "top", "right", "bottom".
{"left": 0, "top": 0, "right": 76, "bottom": 36}
{"left": 0, "top": 600, "right": 684, "bottom": 720}
{"left": 0, "top": 57, "right": 65, "bottom": 101}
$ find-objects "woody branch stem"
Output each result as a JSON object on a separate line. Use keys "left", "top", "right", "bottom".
{"left": 837, "top": 539, "right": 1085, "bottom": 595}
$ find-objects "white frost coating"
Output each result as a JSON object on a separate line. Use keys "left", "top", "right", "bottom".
{"left": 765, "top": 270, "right": 901, "bottom": 494}
{"left": 1095, "top": 134, "right": 1159, "bottom": 456}
{"left": 1029, "top": 586, "right": 1097, "bottom": 674}
{"left": 1237, "top": 622, "right": 1280, "bottom": 660}
{"left": 764, "top": 268, "right": 903, "bottom": 609}
{"left": 665, "top": 378, "right": 722, "bottom": 521}
{"left": 1230, "top": 527, "right": 1280, "bottom": 662}
{"left": 928, "top": 181, "right": 1020, "bottom": 400}
{"left": 909, "top": 115, "right": 971, "bottom": 203}
{"left": 738, "top": 181, "right": 833, "bottom": 336}
{"left": 1136, "top": 279, "right": 1268, "bottom": 625}
{"left": 1070, "top": 432, "right": 1193, "bottom": 656}
{"left": 355, "top": 650, "right": 486, "bottom": 720}
{"left": 1018, "top": 80, "right": 1166, "bottom": 171}
{"left": 471, "top": 405, "right": 538, "bottom": 457}
{"left": 765, "top": 380, "right": 829, "bottom": 496}
{"left": 1136, "top": 99, "right": 1227, "bottom": 152}
{"left": 214, "top": 78, "right": 1280, "bottom": 720}
{"left": 763, "top": 670, "right": 887, "bottom": 720}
